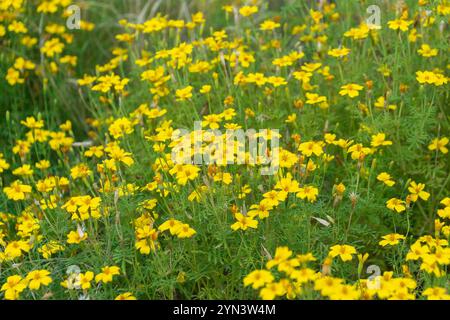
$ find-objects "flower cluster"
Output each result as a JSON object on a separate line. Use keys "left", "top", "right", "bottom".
{"left": 0, "top": 0, "right": 449, "bottom": 300}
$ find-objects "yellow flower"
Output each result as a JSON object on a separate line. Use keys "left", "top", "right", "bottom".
{"left": 41, "top": 38, "right": 65, "bottom": 57}
{"left": 277, "top": 258, "right": 300, "bottom": 275}
{"left": 262, "top": 190, "right": 287, "bottom": 207}
{"left": 239, "top": 5, "right": 258, "bottom": 17}
{"left": 328, "top": 284, "right": 360, "bottom": 300}
{"left": 406, "top": 241, "right": 429, "bottom": 261}
{"left": 408, "top": 181, "right": 430, "bottom": 202}
{"left": 386, "top": 198, "right": 406, "bottom": 213}
{"left": 78, "top": 74, "right": 97, "bottom": 86}
{"left": 278, "top": 149, "right": 297, "bottom": 168}
{"left": 305, "top": 92, "right": 327, "bottom": 105}
{"left": 14, "top": 57, "right": 35, "bottom": 71}
{"left": 6, "top": 67, "right": 24, "bottom": 85}
{"left": 213, "top": 172, "right": 232, "bottom": 185}
{"left": 108, "top": 117, "right": 134, "bottom": 139}
{"left": 259, "top": 282, "right": 285, "bottom": 300}
{"left": 333, "top": 183, "right": 346, "bottom": 196}
{"left": 274, "top": 174, "right": 300, "bottom": 194}
{"left": 202, "top": 114, "right": 222, "bottom": 129}
{"left": 441, "top": 197, "right": 450, "bottom": 207}
{"left": 115, "top": 292, "right": 137, "bottom": 300}
{"left": 377, "top": 64, "right": 392, "bottom": 77}
{"left": 4, "top": 240, "right": 31, "bottom": 259}
{"left": 37, "top": 1, "right": 58, "bottom": 13}
{"left": 408, "top": 28, "right": 421, "bottom": 42}
{"left": 428, "top": 137, "right": 449, "bottom": 154}
{"left": 374, "top": 96, "right": 397, "bottom": 110}
{"left": 3, "top": 181, "right": 32, "bottom": 201}
{"left": 248, "top": 202, "right": 273, "bottom": 219}
{"left": 379, "top": 233, "right": 406, "bottom": 247}
{"left": 267, "top": 76, "right": 287, "bottom": 87}
{"left": 8, "top": 20, "right": 28, "bottom": 33}
{"left": 415, "top": 70, "right": 447, "bottom": 86}
{"left": 21, "top": 36, "right": 38, "bottom": 48}
{"left": 12, "top": 164, "right": 34, "bottom": 176}
{"left": 420, "top": 259, "right": 442, "bottom": 277}
{"left": 26, "top": 270, "right": 53, "bottom": 290}
{"left": 36, "top": 160, "right": 51, "bottom": 170}
{"left": 438, "top": 207, "right": 450, "bottom": 219}
{"left": 158, "top": 219, "right": 182, "bottom": 235}
{"left": 339, "top": 83, "right": 363, "bottom": 98}
{"left": 309, "top": 8, "right": 324, "bottom": 22}
{"left": 106, "top": 145, "right": 134, "bottom": 166}
{"left": 199, "top": 85, "right": 211, "bottom": 94}
{"left": 377, "top": 172, "right": 395, "bottom": 187}
{"left": 135, "top": 238, "right": 158, "bottom": 255}
{"left": 329, "top": 245, "right": 356, "bottom": 262}
{"left": 174, "top": 223, "right": 197, "bottom": 238}
{"left": 38, "top": 241, "right": 64, "bottom": 259}
{"left": 84, "top": 145, "right": 104, "bottom": 158}
{"left": 298, "top": 141, "right": 324, "bottom": 157}
{"left": 78, "top": 271, "right": 94, "bottom": 290}
{"left": 0, "top": 154, "right": 10, "bottom": 173}
{"left": 347, "top": 143, "right": 372, "bottom": 160}
{"left": 1, "top": 275, "right": 27, "bottom": 300}
{"left": 293, "top": 70, "right": 312, "bottom": 83}
{"left": 314, "top": 276, "right": 343, "bottom": 296}
{"left": 422, "top": 287, "right": 450, "bottom": 300}
{"left": 222, "top": 5, "right": 233, "bottom": 13}
{"left": 296, "top": 186, "right": 319, "bottom": 203}
{"left": 388, "top": 289, "right": 416, "bottom": 300}
{"left": 343, "top": 24, "right": 370, "bottom": 40}
{"left": 418, "top": 44, "right": 438, "bottom": 57}
{"left": 175, "top": 86, "right": 193, "bottom": 101}
{"left": 244, "top": 270, "right": 274, "bottom": 289}
{"left": 231, "top": 213, "right": 258, "bottom": 231}
{"left": 175, "top": 164, "right": 200, "bottom": 185}
{"left": 245, "top": 72, "right": 267, "bottom": 86}
{"left": 290, "top": 267, "right": 317, "bottom": 284}
{"left": 371, "top": 133, "right": 392, "bottom": 147}
{"left": 67, "top": 229, "right": 88, "bottom": 244}
{"left": 357, "top": 253, "right": 369, "bottom": 272}
{"left": 92, "top": 73, "right": 129, "bottom": 93}
{"left": 136, "top": 225, "right": 158, "bottom": 239}
{"left": 266, "top": 247, "right": 292, "bottom": 269}
{"left": 388, "top": 19, "right": 413, "bottom": 32}
{"left": 260, "top": 20, "right": 280, "bottom": 31}
{"left": 135, "top": 225, "right": 159, "bottom": 254}
{"left": 95, "top": 266, "right": 120, "bottom": 284}
{"left": 70, "top": 163, "right": 92, "bottom": 180}
{"left": 328, "top": 47, "right": 350, "bottom": 58}
{"left": 192, "top": 12, "right": 205, "bottom": 24}
{"left": 189, "top": 60, "right": 212, "bottom": 73}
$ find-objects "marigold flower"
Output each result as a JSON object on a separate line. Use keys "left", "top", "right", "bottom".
{"left": 115, "top": 292, "right": 137, "bottom": 300}
{"left": 231, "top": 213, "right": 258, "bottom": 231}
{"left": 3, "top": 181, "right": 32, "bottom": 201}
{"left": 1, "top": 275, "right": 27, "bottom": 300}
{"left": 329, "top": 245, "right": 357, "bottom": 262}
{"left": 339, "top": 83, "right": 363, "bottom": 98}
{"left": 95, "top": 266, "right": 120, "bottom": 284}
{"left": 379, "top": 234, "right": 406, "bottom": 247}
{"left": 377, "top": 172, "right": 395, "bottom": 187}
{"left": 239, "top": 5, "right": 258, "bottom": 17}
{"left": 26, "top": 270, "right": 53, "bottom": 290}
{"left": 428, "top": 137, "right": 449, "bottom": 154}
{"left": 243, "top": 270, "right": 274, "bottom": 289}
{"left": 386, "top": 198, "right": 406, "bottom": 213}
